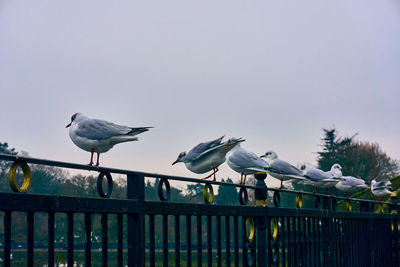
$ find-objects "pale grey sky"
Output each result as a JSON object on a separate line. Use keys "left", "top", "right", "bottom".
{"left": 1, "top": 1, "right": 399, "bottom": 185}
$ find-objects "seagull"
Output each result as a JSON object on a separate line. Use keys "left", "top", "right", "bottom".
{"left": 260, "top": 151, "right": 305, "bottom": 189}
{"left": 371, "top": 179, "right": 394, "bottom": 200}
{"left": 66, "top": 113, "right": 152, "bottom": 166}
{"left": 172, "top": 136, "right": 244, "bottom": 181}
{"left": 300, "top": 163, "right": 343, "bottom": 193}
{"left": 335, "top": 176, "right": 369, "bottom": 198}
{"left": 226, "top": 142, "right": 270, "bottom": 184}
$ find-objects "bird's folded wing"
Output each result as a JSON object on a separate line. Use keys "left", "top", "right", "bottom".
{"left": 76, "top": 119, "right": 132, "bottom": 140}
{"left": 184, "top": 136, "right": 224, "bottom": 161}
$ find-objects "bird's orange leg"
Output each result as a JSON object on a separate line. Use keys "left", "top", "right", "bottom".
{"left": 95, "top": 153, "right": 100, "bottom": 166}
{"left": 89, "top": 149, "right": 94, "bottom": 166}
{"left": 203, "top": 167, "right": 219, "bottom": 181}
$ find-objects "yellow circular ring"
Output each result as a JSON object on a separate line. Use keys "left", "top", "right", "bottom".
{"left": 8, "top": 161, "right": 32, "bottom": 192}
{"left": 375, "top": 203, "right": 384, "bottom": 214}
{"left": 245, "top": 218, "right": 255, "bottom": 243}
{"left": 203, "top": 183, "right": 214, "bottom": 204}
{"left": 391, "top": 220, "right": 400, "bottom": 232}
{"left": 270, "top": 217, "right": 278, "bottom": 241}
{"left": 391, "top": 209, "right": 398, "bottom": 214}
{"left": 346, "top": 200, "right": 352, "bottom": 212}
{"left": 296, "top": 193, "right": 303, "bottom": 209}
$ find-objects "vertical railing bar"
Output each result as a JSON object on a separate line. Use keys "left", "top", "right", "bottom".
{"left": 48, "top": 211, "right": 55, "bottom": 267}
{"left": 294, "top": 217, "right": 298, "bottom": 266}
{"left": 330, "top": 217, "right": 335, "bottom": 267}
{"left": 84, "top": 212, "right": 92, "bottom": 267}
{"left": 127, "top": 173, "right": 145, "bottom": 267}
{"left": 242, "top": 216, "right": 247, "bottom": 267}
{"left": 282, "top": 217, "right": 286, "bottom": 267}
{"left": 217, "top": 216, "right": 222, "bottom": 267}
{"left": 102, "top": 213, "right": 108, "bottom": 267}
{"left": 225, "top": 216, "right": 231, "bottom": 267}
{"left": 4, "top": 210, "right": 11, "bottom": 267}
{"left": 149, "top": 214, "right": 155, "bottom": 267}
{"left": 186, "top": 215, "right": 192, "bottom": 267}
{"left": 27, "top": 211, "right": 34, "bottom": 267}
{"left": 197, "top": 215, "right": 202, "bottom": 267}
{"left": 67, "top": 212, "right": 74, "bottom": 267}
{"left": 175, "top": 215, "right": 181, "bottom": 267}
{"left": 351, "top": 219, "right": 355, "bottom": 267}
{"left": 288, "top": 217, "right": 292, "bottom": 267}
{"left": 117, "top": 213, "right": 123, "bottom": 267}
{"left": 233, "top": 215, "right": 239, "bottom": 267}
{"left": 162, "top": 214, "right": 168, "bottom": 267}
{"left": 307, "top": 217, "right": 312, "bottom": 267}
{"left": 207, "top": 215, "right": 212, "bottom": 267}
{"left": 301, "top": 217, "right": 306, "bottom": 266}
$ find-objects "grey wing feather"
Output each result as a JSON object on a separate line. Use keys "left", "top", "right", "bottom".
{"left": 76, "top": 118, "right": 151, "bottom": 140}
{"left": 304, "top": 168, "right": 331, "bottom": 182}
{"left": 230, "top": 147, "right": 269, "bottom": 170}
{"left": 270, "top": 160, "right": 303, "bottom": 176}
{"left": 184, "top": 136, "right": 224, "bottom": 162}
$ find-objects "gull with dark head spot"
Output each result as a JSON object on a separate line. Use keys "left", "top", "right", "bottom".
{"left": 172, "top": 136, "right": 244, "bottom": 181}
{"left": 371, "top": 179, "right": 394, "bottom": 200}
{"left": 300, "top": 163, "right": 343, "bottom": 194}
{"left": 335, "top": 176, "right": 369, "bottom": 198}
{"left": 66, "top": 113, "right": 152, "bottom": 166}
{"left": 226, "top": 142, "right": 270, "bottom": 184}
{"left": 260, "top": 151, "right": 305, "bottom": 189}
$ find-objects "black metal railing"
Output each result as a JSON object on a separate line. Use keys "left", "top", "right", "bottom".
{"left": 0, "top": 153, "right": 399, "bottom": 267}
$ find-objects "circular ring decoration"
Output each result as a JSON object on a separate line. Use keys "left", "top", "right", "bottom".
{"left": 331, "top": 197, "right": 337, "bottom": 211}
{"left": 346, "top": 200, "right": 352, "bottom": 212}
{"left": 203, "top": 183, "right": 214, "bottom": 204}
{"left": 157, "top": 177, "right": 171, "bottom": 201}
{"left": 97, "top": 171, "right": 113, "bottom": 198}
{"left": 246, "top": 243, "right": 256, "bottom": 267}
{"left": 270, "top": 217, "right": 279, "bottom": 241}
{"left": 245, "top": 217, "right": 255, "bottom": 243}
{"left": 273, "top": 191, "right": 280, "bottom": 207}
{"left": 315, "top": 195, "right": 321, "bottom": 209}
{"left": 272, "top": 241, "right": 280, "bottom": 263}
{"left": 8, "top": 160, "right": 32, "bottom": 192}
{"left": 296, "top": 193, "right": 303, "bottom": 209}
{"left": 239, "top": 187, "right": 248, "bottom": 206}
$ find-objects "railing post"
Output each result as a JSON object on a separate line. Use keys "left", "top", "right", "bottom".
{"left": 127, "top": 173, "right": 145, "bottom": 267}
{"left": 254, "top": 172, "right": 268, "bottom": 266}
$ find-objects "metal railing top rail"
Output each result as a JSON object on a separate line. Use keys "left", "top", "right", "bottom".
{"left": 0, "top": 153, "right": 395, "bottom": 206}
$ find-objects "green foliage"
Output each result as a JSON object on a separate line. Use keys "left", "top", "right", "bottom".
{"left": 317, "top": 128, "right": 399, "bottom": 182}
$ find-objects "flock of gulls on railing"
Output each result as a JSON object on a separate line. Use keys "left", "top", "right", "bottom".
{"left": 66, "top": 113, "right": 395, "bottom": 200}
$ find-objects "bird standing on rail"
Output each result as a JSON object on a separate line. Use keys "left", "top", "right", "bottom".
{"left": 300, "top": 163, "right": 343, "bottom": 194}
{"left": 226, "top": 142, "right": 270, "bottom": 184}
{"left": 371, "top": 179, "right": 394, "bottom": 201}
{"left": 260, "top": 151, "right": 305, "bottom": 189}
{"left": 335, "top": 176, "right": 369, "bottom": 198}
{"left": 172, "top": 136, "right": 244, "bottom": 181}
{"left": 66, "top": 113, "right": 152, "bottom": 166}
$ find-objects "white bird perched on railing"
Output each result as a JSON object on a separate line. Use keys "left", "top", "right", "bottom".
{"left": 226, "top": 142, "right": 270, "bottom": 184}
{"left": 300, "top": 163, "right": 343, "bottom": 194}
{"left": 172, "top": 136, "right": 244, "bottom": 181}
{"left": 371, "top": 179, "right": 394, "bottom": 200}
{"left": 335, "top": 176, "right": 369, "bottom": 198}
{"left": 66, "top": 113, "right": 152, "bottom": 166}
{"left": 260, "top": 151, "right": 305, "bottom": 189}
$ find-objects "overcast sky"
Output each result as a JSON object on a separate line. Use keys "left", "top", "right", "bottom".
{"left": 1, "top": 1, "right": 399, "bottom": 186}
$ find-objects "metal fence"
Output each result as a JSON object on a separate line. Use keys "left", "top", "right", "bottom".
{"left": 0, "top": 153, "right": 399, "bottom": 267}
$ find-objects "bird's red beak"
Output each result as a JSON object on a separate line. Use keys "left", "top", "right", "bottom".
{"left": 172, "top": 159, "right": 179, "bottom": 165}
{"left": 66, "top": 123, "right": 71, "bottom": 128}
